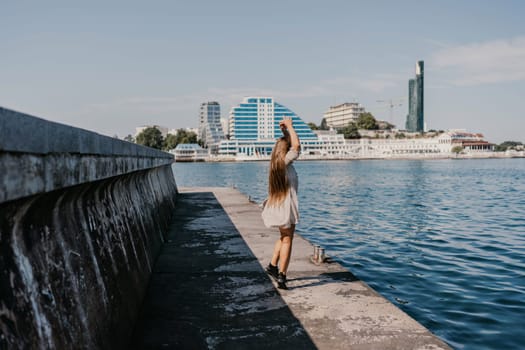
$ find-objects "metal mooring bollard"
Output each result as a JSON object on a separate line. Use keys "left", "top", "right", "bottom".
{"left": 318, "top": 248, "right": 325, "bottom": 264}
{"left": 313, "top": 245, "right": 320, "bottom": 261}
{"left": 311, "top": 245, "right": 326, "bottom": 265}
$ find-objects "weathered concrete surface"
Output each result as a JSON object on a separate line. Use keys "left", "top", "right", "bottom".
{"left": 0, "top": 165, "right": 177, "bottom": 349}
{"left": 0, "top": 106, "right": 173, "bottom": 203}
{"left": 133, "top": 188, "right": 451, "bottom": 349}
{"left": 132, "top": 191, "right": 316, "bottom": 349}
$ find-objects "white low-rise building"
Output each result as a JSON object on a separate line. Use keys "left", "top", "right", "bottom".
{"left": 323, "top": 102, "right": 365, "bottom": 129}
{"left": 216, "top": 96, "right": 495, "bottom": 161}
{"left": 218, "top": 129, "right": 494, "bottom": 161}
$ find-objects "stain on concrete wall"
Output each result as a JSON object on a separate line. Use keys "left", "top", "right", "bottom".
{"left": 0, "top": 165, "right": 177, "bottom": 349}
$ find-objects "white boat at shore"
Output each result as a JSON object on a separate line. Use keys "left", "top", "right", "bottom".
{"left": 172, "top": 143, "right": 208, "bottom": 162}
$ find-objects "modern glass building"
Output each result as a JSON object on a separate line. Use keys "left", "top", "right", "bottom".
{"left": 219, "top": 97, "right": 318, "bottom": 156}
{"left": 405, "top": 61, "right": 424, "bottom": 132}
{"left": 198, "top": 101, "right": 225, "bottom": 153}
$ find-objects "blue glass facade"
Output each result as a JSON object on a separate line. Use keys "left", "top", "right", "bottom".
{"left": 406, "top": 61, "right": 424, "bottom": 132}
{"left": 229, "top": 97, "right": 317, "bottom": 141}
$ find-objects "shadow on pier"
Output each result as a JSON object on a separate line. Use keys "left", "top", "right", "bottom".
{"left": 131, "top": 192, "right": 317, "bottom": 349}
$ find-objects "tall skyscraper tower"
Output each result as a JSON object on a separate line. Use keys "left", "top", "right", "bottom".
{"left": 198, "top": 101, "right": 225, "bottom": 153}
{"left": 405, "top": 61, "right": 424, "bottom": 132}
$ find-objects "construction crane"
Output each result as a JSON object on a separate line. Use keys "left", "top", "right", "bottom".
{"left": 376, "top": 98, "right": 404, "bottom": 126}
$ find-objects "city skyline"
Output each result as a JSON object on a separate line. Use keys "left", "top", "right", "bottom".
{"left": 1, "top": 1, "right": 525, "bottom": 143}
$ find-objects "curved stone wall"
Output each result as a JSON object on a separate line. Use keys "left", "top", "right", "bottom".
{"left": 0, "top": 107, "right": 178, "bottom": 349}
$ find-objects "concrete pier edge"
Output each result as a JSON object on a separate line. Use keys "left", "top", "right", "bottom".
{"left": 209, "top": 187, "right": 451, "bottom": 349}
{"left": 135, "top": 187, "right": 451, "bottom": 349}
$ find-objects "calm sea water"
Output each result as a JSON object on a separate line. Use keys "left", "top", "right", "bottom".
{"left": 173, "top": 158, "right": 525, "bottom": 350}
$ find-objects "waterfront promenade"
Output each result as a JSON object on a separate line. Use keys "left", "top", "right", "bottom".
{"left": 133, "top": 187, "right": 451, "bottom": 349}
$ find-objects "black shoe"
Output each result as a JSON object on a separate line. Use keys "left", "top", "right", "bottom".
{"left": 277, "top": 272, "right": 288, "bottom": 290}
{"left": 266, "top": 263, "right": 279, "bottom": 280}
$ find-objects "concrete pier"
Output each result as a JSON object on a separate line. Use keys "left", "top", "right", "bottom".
{"left": 133, "top": 188, "right": 451, "bottom": 349}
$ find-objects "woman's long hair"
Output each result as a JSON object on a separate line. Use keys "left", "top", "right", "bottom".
{"left": 267, "top": 137, "right": 290, "bottom": 206}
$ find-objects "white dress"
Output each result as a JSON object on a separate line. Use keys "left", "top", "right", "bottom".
{"left": 261, "top": 149, "right": 299, "bottom": 228}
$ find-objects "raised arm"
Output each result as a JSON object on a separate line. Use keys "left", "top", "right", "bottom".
{"left": 280, "top": 118, "right": 300, "bottom": 151}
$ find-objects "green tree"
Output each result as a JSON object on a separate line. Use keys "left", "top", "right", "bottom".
{"left": 186, "top": 132, "right": 197, "bottom": 144}
{"left": 495, "top": 140, "right": 523, "bottom": 152}
{"left": 124, "top": 134, "right": 135, "bottom": 143}
{"left": 307, "top": 122, "right": 318, "bottom": 130}
{"left": 319, "top": 118, "right": 329, "bottom": 130}
{"left": 174, "top": 129, "right": 198, "bottom": 145}
{"left": 339, "top": 122, "right": 360, "bottom": 139}
{"left": 163, "top": 133, "right": 178, "bottom": 151}
{"left": 135, "top": 127, "right": 164, "bottom": 149}
{"left": 356, "top": 112, "right": 378, "bottom": 130}
{"left": 377, "top": 120, "right": 395, "bottom": 130}
{"left": 451, "top": 145, "right": 463, "bottom": 156}
{"left": 395, "top": 132, "right": 406, "bottom": 139}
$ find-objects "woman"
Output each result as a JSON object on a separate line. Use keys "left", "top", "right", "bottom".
{"left": 261, "top": 117, "right": 300, "bottom": 290}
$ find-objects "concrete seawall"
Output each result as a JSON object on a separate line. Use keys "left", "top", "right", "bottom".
{"left": 0, "top": 107, "right": 178, "bottom": 349}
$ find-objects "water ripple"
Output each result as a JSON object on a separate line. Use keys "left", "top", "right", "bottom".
{"left": 174, "top": 158, "right": 525, "bottom": 350}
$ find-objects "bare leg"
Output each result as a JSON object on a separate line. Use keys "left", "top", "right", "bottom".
{"left": 278, "top": 224, "right": 295, "bottom": 274}
{"left": 270, "top": 239, "right": 281, "bottom": 267}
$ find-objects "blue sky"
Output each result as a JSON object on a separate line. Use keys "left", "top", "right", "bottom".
{"left": 1, "top": 0, "right": 524, "bottom": 143}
